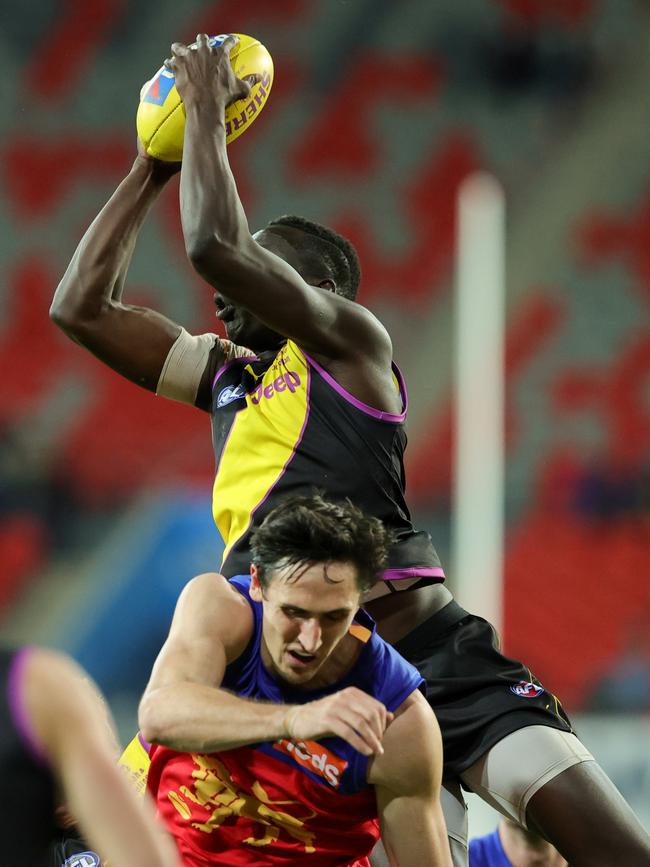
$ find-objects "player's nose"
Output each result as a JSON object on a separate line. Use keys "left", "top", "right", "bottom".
{"left": 298, "top": 618, "right": 322, "bottom": 653}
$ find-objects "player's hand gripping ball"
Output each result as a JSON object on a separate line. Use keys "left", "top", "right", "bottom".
{"left": 137, "top": 33, "right": 273, "bottom": 162}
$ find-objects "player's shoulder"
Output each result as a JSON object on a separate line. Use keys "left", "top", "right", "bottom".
{"left": 304, "top": 290, "right": 393, "bottom": 366}
{"left": 178, "top": 571, "right": 251, "bottom": 615}
{"left": 173, "top": 573, "right": 254, "bottom": 659}
{"left": 368, "top": 689, "right": 441, "bottom": 793}
{"left": 363, "top": 627, "right": 423, "bottom": 705}
{"left": 195, "top": 336, "right": 257, "bottom": 410}
{"left": 390, "top": 688, "right": 439, "bottom": 738}
{"left": 343, "top": 299, "right": 393, "bottom": 359}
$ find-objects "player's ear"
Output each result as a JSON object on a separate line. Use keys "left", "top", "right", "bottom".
{"left": 316, "top": 278, "right": 336, "bottom": 293}
{"left": 250, "top": 564, "right": 264, "bottom": 601}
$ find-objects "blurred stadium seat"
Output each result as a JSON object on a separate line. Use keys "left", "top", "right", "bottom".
{"left": 0, "top": 1, "right": 647, "bottom": 739}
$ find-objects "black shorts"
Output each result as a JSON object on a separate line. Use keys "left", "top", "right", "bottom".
{"left": 394, "top": 600, "right": 573, "bottom": 779}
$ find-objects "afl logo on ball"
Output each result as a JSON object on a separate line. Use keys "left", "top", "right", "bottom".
{"left": 62, "top": 853, "right": 101, "bottom": 867}
{"left": 510, "top": 680, "right": 544, "bottom": 698}
{"left": 142, "top": 68, "right": 175, "bottom": 106}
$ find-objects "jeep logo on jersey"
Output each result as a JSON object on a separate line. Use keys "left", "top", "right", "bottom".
{"left": 62, "top": 854, "right": 101, "bottom": 867}
{"left": 250, "top": 371, "right": 301, "bottom": 404}
{"left": 510, "top": 680, "right": 544, "bottom": 698}
{"left": 273, "top": 738, "right": 348, "bottom": 788}
{"left": 217, "top": 383, "right": 247, "bottom": 407}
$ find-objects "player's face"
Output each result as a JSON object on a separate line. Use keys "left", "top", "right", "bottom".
{"left": 250, "top": 561, "right": 362, "bottom": 687}
{"left": 213, "top": 228, "right": 305, "bottom": 350}
{"left": 214, "top": 291, "right": 283, "bottom": 350}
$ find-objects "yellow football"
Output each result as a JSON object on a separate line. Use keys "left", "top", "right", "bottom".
{"left": 136, "top": 33, "right": 273, "bottom": 162}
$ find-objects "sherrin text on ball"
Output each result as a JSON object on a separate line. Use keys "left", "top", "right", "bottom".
{"left": 137, "top": 33, "right": 273, "bottom": 162}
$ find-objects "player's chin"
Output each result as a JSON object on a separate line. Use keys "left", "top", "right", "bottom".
{"left": 282, "top": 657, "right": 320, "bottom": 682}
{"left": 224, "top": 318, "right": 248, "bottom": 344}
{"left": 223, "top": 321, "right": 238, "bottom": 341}
{"left": 283, "top": 671, "right": 316, "bottom": 687}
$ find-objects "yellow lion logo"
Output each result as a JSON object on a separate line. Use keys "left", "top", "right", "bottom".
{"left": 168, "top": 753, "right": 317, "bottom": 853}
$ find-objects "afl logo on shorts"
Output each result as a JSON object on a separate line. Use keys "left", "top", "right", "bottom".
{"left": 62, "top": 853, "right": 101, "bottom": 867}
{"left": 510, "top": 680, "right": 544, "bottom": 698}
{"left": 217, "top": 383, "right": 246, "bottom": 407}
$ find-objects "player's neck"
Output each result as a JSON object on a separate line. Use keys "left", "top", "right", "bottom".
{"left": 302, "top": 632, "right": 364, "bottom": 690}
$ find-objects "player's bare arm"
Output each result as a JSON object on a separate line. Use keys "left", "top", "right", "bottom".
{"left": 24, "top": 648, "right": 179, "bottom": 867}
{"left": 369, "top": 690, "right": 453, "bottom": 867}
{"left": 139, "top": 571, "right": 391, "bottom": 756}
{"left": 171, "top": 35, "right": 398, "bottom": 412}
{"left": 49, "top": 146, "right": 224, "bottom": 398}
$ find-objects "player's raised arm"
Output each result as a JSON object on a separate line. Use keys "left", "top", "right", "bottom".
{"left": 172, "top": 34, "right": 392, "bottom": 368}
{"left": 370, "top": 690, "right": 453, "bottom": 867}
{"left": 50, "top": 147, "right": 226, "bottom": 411}
{"left": 49, "top": 147, "right": 189, "bottom": 389}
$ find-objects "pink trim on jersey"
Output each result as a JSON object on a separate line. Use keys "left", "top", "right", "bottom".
{"left": 138, "top": 731, "right": 152, "bottom": 755}
{"left": 212, "top": 355, "right": 258, "bottom": 390}
{"left": 382, "top": 567, "right": 446, "bottom": 582}
{"left": 7, "top": 646, "right": 48, "bottom": 766}
{"left": 229, "top": 364, "right": 313, "bottom": 551}
{"left": 302, "top": 351, "right": 408, "bottom": 423}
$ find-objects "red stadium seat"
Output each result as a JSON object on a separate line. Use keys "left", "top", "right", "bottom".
{"left": 0, "top": 514, "right": 46, "bottom": 611}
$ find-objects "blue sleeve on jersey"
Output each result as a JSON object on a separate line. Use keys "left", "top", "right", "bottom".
{"left": 469, "top": 829, "right": 512, "bottom": 866}
{"left": 222, "top": 575, "right": 262, "bottom": 691}
{"left": 371, "top": 640, "right": 425, "bottom": 712}
{"left": 228, "top": 573, "right": 253, "bottom": 597}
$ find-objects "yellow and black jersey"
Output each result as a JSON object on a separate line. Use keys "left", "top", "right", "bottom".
{"left": 211, "top": 340, "right": 444, "bottom": 583}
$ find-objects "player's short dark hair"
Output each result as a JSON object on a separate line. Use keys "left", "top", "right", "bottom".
{"left": 250, "top": 494, "right": 391, "bottom": 594}
{"left": 267, "top": 215, "right": 361, "bottom": 301}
